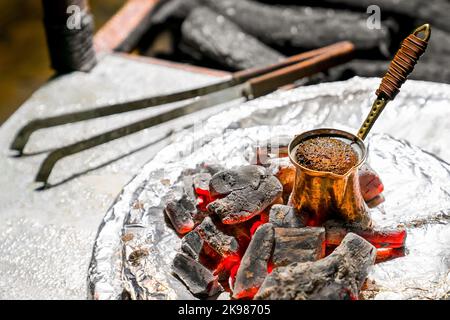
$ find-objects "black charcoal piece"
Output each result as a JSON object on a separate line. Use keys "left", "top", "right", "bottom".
{"left": 255, "top": 233, "right": 376, "bottom": 300}
{"left": 208, "top": 175, "right": 283, "bottom": 224}
{"left": 328, "top": 59, "right": 450, "bottom": 85}
{"left": 181, "top": 231, "right": 204, "bottom": 260}
{"left": 233, "top": 223, "right": 274, "bottom": 299}
{"left": 272, "top": 227, "right": 325, "bottom": 267}
{"left": 269, "top": 205, "right": 305, "bottom": 228}
{"left": 209, "top": 165, "right": 267, "bottom": 197}
{"left": 195, "top": 216, "right": 239, "bottom": 257}
{"left": 181, "top": 6, "right": 284, "bottom": 70}
{"left": 304, "top": 0, "right": 450, "bottom": 34}
{"left": 172, "top": 253, "right": 223, "bottom": 297}
{"left": 205, "top": 0, "right": 391, "bottom": 53}
{"left": 164, "top": 193, "right": 196, "bottom": 234}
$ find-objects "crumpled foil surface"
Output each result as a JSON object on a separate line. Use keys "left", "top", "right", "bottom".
{"left": 88, "top": 77, "right": 450, "bottom": 300}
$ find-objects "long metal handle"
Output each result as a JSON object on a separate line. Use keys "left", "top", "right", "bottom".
{"left": 357, "top": 24, "right": 431, "bottom": 140}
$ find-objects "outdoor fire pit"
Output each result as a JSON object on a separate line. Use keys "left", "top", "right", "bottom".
{"left": 88, "top": 77, "right": 450, "bottom": 300}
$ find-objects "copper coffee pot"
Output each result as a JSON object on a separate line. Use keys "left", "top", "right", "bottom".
{"left": 288, "top": 24, "right": 431, "bottom": 227}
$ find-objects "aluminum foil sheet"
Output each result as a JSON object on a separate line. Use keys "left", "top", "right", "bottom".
{"left": 88, "top": 77, "right": 450, "bottom": 300}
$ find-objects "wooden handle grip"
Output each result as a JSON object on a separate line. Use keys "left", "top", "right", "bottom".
{"left": 376, "top": 24, "right": 430, "bottom": 100}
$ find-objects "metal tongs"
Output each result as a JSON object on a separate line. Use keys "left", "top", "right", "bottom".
{"left": 11, "top": 41, "right": 355, "bottom": 186}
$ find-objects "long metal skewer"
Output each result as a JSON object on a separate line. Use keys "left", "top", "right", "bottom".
{"left": 357, "top": 24, "right": 431, "bottom": 140}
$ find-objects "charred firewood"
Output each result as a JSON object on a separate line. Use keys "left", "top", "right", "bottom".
{"left": 208, "top": 175, "right": 283, "bottom": 224}
{"left": 181, "top": 230, "right": 204, "bottom": 260}
{"left": 209, "top": 165, "right": 267, "bottom": 197}
{"left": 269, "top": 204, "right": 305, "bottom": 228}
{"left": 204, "top": 0, "right": 391, "bottom": 53}
{"left": 272, "top": 227, "right": 325, "bottom": 267}
{"left": 233, "top": 223, "right": 274, "bottom": 299}
{"left": 255, "top": 233, "right": 376, "bottom": 300}
{"left": 327, "top": 59, "right": 450, "bottom": 84}
{"left": 164, "top": 192, "right": 196, "bottom": 234}
{"left": 172, "top": 253, "right": 223, "bottom": 296}
{"left": 151, "top": 0, "right": 200, "bottom": 23}
{"left": 302, "top": 0, "right": 450, "bottom": 34}
{"left": 195, "top": 216, "right": 239, "bottom": 257}
{"left": 181, "top": 7, "right": 284, "bottom": 70}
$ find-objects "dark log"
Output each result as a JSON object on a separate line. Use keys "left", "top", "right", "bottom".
{"left": 233, "top": 223, "right": 274, "bottom": 299}
{"left": 304, "top": 0, "right": 450, "bottom": 34}
{"left": 328, "top": 59, "right": 450, "bottom": 84}
{"left": 164, "top": 192, "right": 196, "bottom": 234}
{"left": 181, "top": 230, "right": 204, "bottom": 260}
{"left": 209, "top": 165, "right": 266, "bottom": 198}
{"left": 195, "top": 216, "right": 239, "bottom": 257}
{"left": 151, "top": 0, "right": 201, "bottom": 22}
{"left": 255, "top": 233, "right": 376, "bottom": 300}
{"left": 181, "top": 6, "right": 285, "bottom": 70}
{"left": 42, "top": 0, "right": 96, "bottom": 73}
{"left": 208, "top": 175, "right": 283, "bottom": 224}
{"left": 272, "top": 227, "right": 325, "bottom": 267}
{"left": 204, "top": 0, "right": 391, "bottom": 53}
{"left": 172, "top": 253, "right": 223, "bottom": 296}
{"left": 269, "top": 204, "right": 305, "bottom": 228}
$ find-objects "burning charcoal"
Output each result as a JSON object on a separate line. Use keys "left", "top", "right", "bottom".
{"left": 181, "top": 7, "right": 284, "bottom": 70}
{"left": 269, "top": 204, "right": 305, "bottom": 228}
{"left": 208, "top": 175, "right": 283, "bottom": 224}
{"left": 233, "top": 223, "right": 274, "bottom": 299}
{"left": 193, "top": 172, "right": 212, "bottom": 197}
{"left": 195, "top": 216, "right": 239, "bottom": 257}
{"left": 209, "top": 165, "right": 266, "bottom": 197}
{"left": 359, "top": 163, "right": 384, "bottom": 203}
{"left": 205, "top": 0, "right": 391, "bottom": 53}
{"left": 272, "top": 227, "right": 325, "bottom": 267}
{"left": 324, "top": 220, "right": 406, "bottom": 249}
{"left": 255, "top": 233, "right": 376, "bottom": 300}
{"left": 181, "top": 231, "right": 204, "bottom": 260}
{"left": 375, "top": 247, "right": 406, "bottom": 263}
{"left": 165, "top": 193, "right": 196, "bottom": 234}
{"left": 172, "top": 253, "right": 223, "bottom": 297}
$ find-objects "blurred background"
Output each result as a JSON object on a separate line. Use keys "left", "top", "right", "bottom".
{"left": 0, "top": 0, "right": 124, "bottom": 124}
